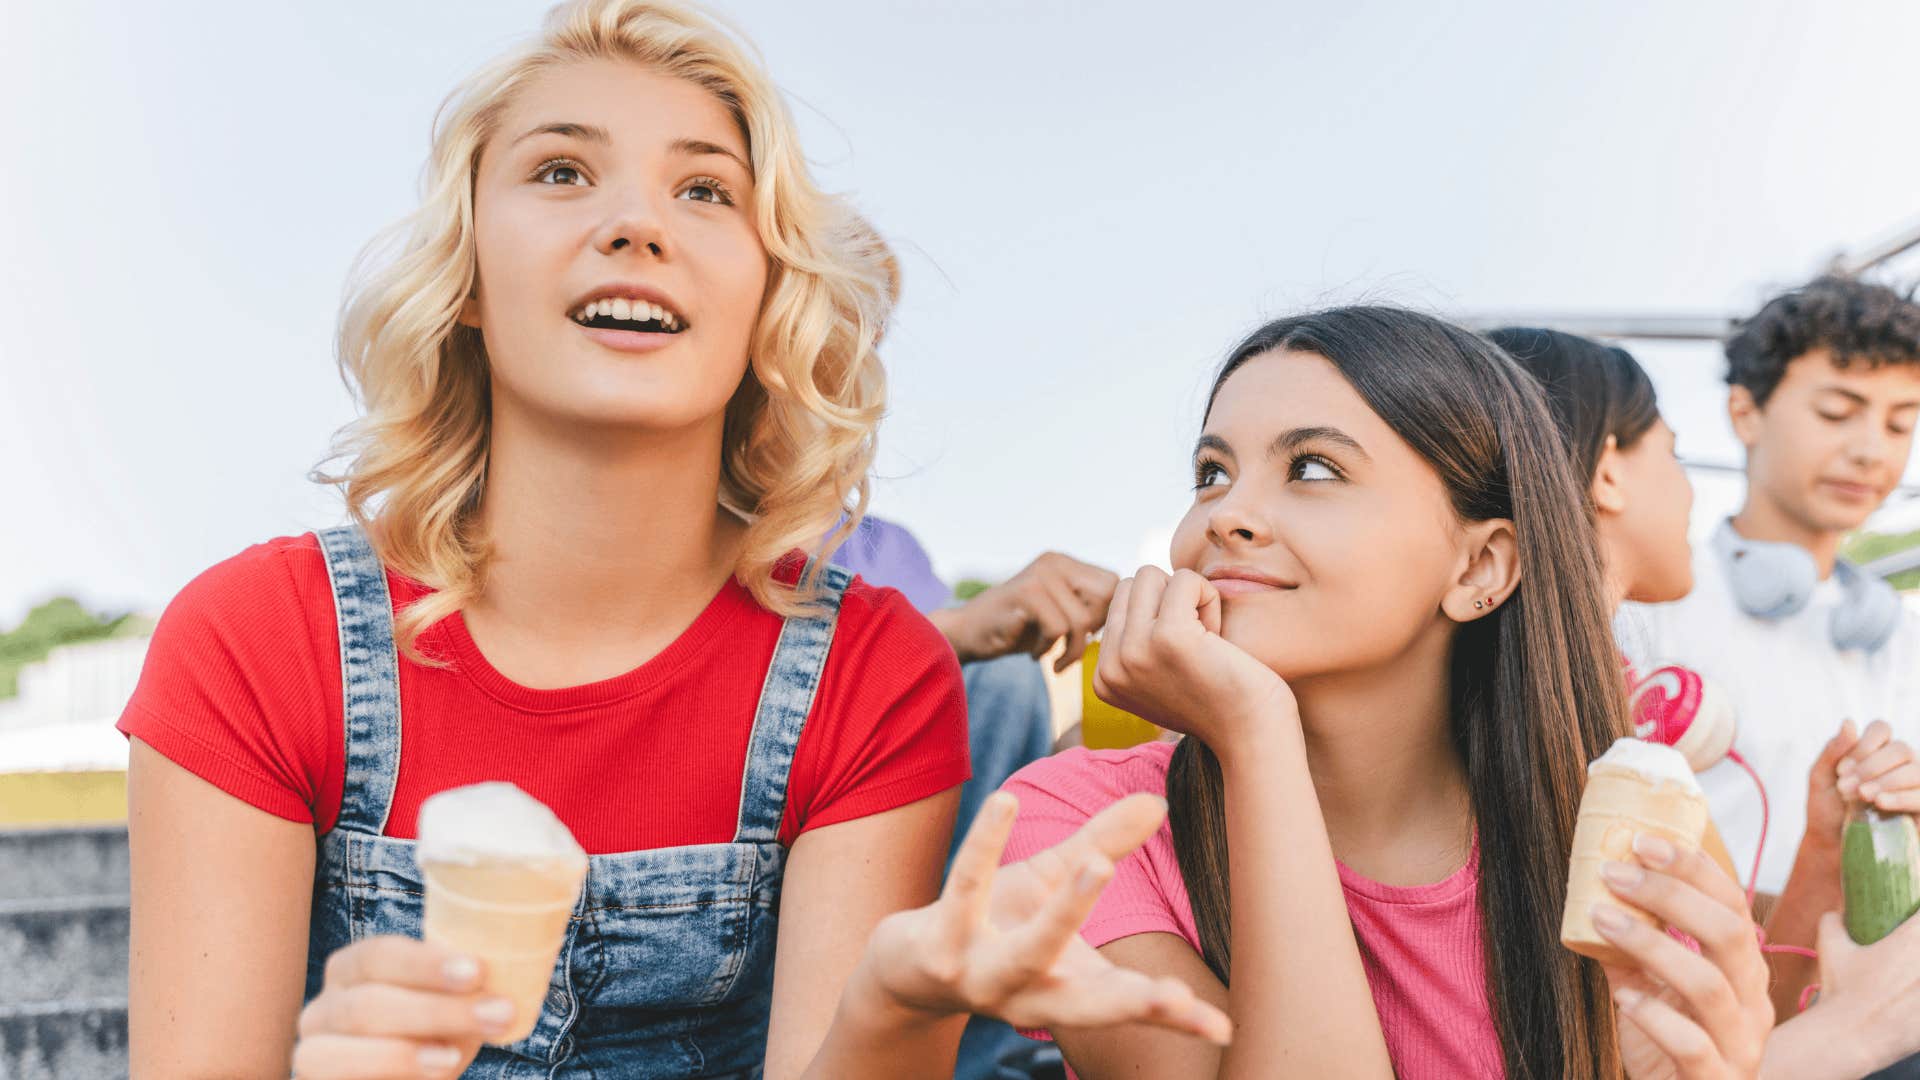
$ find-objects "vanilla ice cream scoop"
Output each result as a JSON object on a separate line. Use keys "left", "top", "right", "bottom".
{"left": 1588, "top": 738, "right": 1703, "bottom": 793}
{"left": 417, "top": 781, "right": 587, "bottom": 869}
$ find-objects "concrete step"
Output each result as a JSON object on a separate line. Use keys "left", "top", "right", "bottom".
{"left": 0, "top": 827, "right": 128, "bottom": 904}
{"left": 0, "top": 897, "right": 129, "bottom": 1008}
{"left": 0, "top": 999, "right": 128, "bottom": 1080}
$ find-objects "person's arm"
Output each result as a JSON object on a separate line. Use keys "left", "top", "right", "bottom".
{"left": 128, "top": 738, "right": 318, "bottom": 1077}
{"left": 928, "top": 552, "right": 1119, "bottom": 669}
{"left": 1054, "top": 934, "right": 1233, "bottom": 1075}
{"left": 1764, "top": 721, "right": 1919, "bottom": 1020}
{"left": 786, "top": 789, "right": 1230, "bottom": 1079}
{"left": 1054, "top": 728, "right": 1390, "bottom": 1078}
{"left": 1060, "top": 568, "right": 1395, "bottom": 1079}
{"left": 292, "top": 790, "right": 1228, "bottom": 1079}
{"left": 764, "top": 790, "right": 965, "bottom": 1079}
{"left": 1761, "top": 911, "right": 1920, "bottom": 1079}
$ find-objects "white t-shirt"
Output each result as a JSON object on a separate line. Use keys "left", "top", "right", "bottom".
{"left": 1616, "top": 524, "right": 1920, "bottom": 894}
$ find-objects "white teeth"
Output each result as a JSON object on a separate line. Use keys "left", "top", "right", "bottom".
{"left": 572, "top": 296, "right": 683, "bottom": 329}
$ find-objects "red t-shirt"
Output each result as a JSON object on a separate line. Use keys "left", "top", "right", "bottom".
{"left": 118, "top": 534, "right": 970, "bottom": 852}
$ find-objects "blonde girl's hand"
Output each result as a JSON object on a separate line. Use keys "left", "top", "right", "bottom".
{"left": 292, "top": 937, "right": 513, "bottom": 1079}
{"left": 855, "top": 792, "right": 1232, "bottom": 1043}
{"left": 1598, "top": 835, "right": 1773, "bottom": 1080}
{"left": 1091, "top": 567, "right": 1296, "bottom": 747}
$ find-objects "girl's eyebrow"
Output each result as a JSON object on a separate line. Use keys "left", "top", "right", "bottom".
{"left": 670, "top": 137, "right": 751, "bottom": 173}
{"left": 1194, "top": 433, "right": 1234, "bottom": 461}
{"left": 1194, "top": 427, "right": 1371, "bottom": 463}
{"left": 511, "top": 120, "right": 610, "bottom": 147}
{"left": 508, "top": 122, "right": 750, "bottom": 173}
{"left": 1271, "top": 425, "right": 1370, "bottom": 462}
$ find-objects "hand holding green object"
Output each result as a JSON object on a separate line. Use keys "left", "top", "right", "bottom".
{"left": 1842, "top": 805, "right": 1920, "bottom": 945}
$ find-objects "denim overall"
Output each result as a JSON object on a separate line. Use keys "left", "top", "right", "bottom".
{"left": 304, "top": 525, "right": 848, "bottom": 1077}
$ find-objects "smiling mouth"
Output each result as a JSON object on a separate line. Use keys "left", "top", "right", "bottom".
{"left": 1821, "top": 479, "right": 1877, "bottom": 498}
{"left": 568, "top": 297, "right": 688, "bottom": 335}
{"left": 1205, "top": 569, "right": 1298, "bottom": 596}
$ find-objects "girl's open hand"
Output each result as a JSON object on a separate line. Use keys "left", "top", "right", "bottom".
{"left": 858, "top": 791, "right": 1232, "bottom": 1043}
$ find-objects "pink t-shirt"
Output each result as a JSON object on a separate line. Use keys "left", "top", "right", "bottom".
{"left": 1001, "top": 742, "right": 1505, "bottom": 1080}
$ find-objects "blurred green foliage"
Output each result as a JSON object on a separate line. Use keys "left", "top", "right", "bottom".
{"left": 1843, "top": 529, "right": 1920, "bottom": 591}
{"left": 0, "top": 598, "right": 152, "bottom": 699}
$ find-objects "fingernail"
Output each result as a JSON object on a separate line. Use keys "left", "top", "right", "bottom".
{"left": 443, "top": 956, "right": 481, "bottom": 989}
{"left": 418, "top": 1044, "right": 463, "bottom": 1071}
{"left": 1614, "top": 987, "right": 1644, "bottom": 1010}
{"left": 1600, "top": 861, "right": 1643, "bottom": 890}
{"left": 1631, "top": 833, "right": 1676, "bottom": 867}
{"left": 1838, "top": 759, "right": 1857, "bottom": 776}
{"left": 474, "top": 997, "right": 515, "bottom": 1028}
{"left": 1861, "top": 782, "right": 1881, "bottom": 800}
{"left": 1590, "top": 904, "right": 1632, "bottom": 936}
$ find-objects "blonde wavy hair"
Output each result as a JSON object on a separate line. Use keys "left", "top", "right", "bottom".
{"left": 321, "top": 0, "right": 894, "bottom": 656}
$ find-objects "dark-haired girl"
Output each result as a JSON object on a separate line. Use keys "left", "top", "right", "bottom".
{"left": 1000, "top": 308, "right": 1773, "bottom": 1078}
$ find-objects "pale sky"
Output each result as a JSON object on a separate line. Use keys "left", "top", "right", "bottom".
{"left": 5, "top": 0, "right": 1920, "bottom": 625}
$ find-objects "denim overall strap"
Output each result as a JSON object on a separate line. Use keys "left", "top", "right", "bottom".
{"left": 733, "top": 563, "right": 852, "bottom": 844}
{"left": 315, "top": 524, "right": 405, "bottom": 836}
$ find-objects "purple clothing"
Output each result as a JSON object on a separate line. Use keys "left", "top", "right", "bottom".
{"left": 825, "top": 516, "right": 953, "bottom": 614}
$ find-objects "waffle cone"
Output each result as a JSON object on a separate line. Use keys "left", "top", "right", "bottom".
{"left": 1561, "top": 765, "right": 1709, "bottom": 967}
{"left": 421, "top": 856, "right": 586, "bottom": 1045}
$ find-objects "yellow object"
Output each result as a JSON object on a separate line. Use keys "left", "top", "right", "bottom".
{"left": 1560, "top": 764, "right": 1709, "bottom": 966}
{"left": 1079, "top": 641, "right": 1161, "bottom": 751}
{"left": 0, "top": 770, "right": 128, "bottom": 826}
{"left": 421, "top": 856, "right": 587, "bottom": 1045}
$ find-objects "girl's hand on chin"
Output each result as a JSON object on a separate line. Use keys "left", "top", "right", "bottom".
{"left": 1091, "top": 567, "right": 1297, "bottom": 748}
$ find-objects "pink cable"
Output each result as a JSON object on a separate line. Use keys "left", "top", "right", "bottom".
{"left": 1726, "top": 749, "right": 1821, "bottom": 1008}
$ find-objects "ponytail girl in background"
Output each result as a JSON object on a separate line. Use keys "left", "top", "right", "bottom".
{"left": 1000, "top": 308, "right": 1774, "bottom": 1078}
{"left": 1498, "top": 326, "right": 1920, "bottom": 1080}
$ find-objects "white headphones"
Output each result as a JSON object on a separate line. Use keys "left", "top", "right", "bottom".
{"left": 1711, "top": 521, "right": 1900, "bottom": 653}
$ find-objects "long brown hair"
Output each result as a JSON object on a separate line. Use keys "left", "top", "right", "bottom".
{"left": 1165, "top": 307, "right": 1630, "bottom": 1080}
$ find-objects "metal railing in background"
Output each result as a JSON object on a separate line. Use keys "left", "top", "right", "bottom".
{"left": 1464, "top": 216, "right": 1920, "bottom": 343}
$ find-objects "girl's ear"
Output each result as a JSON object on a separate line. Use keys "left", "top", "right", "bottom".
{"left": 456, "top": 292, "right": 482, "bottom": 329}
{"left": 1442, "top": 518, "right": 1520, "bottom": 623}
{"left": 1591, "top": 434, "right": 1627, "bottom": 516}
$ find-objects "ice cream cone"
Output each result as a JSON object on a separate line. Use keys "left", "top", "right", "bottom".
{"left": 1561, "top": 760, "right": 1709, "bottom": 967}
{"left": 420, "top": 855, "right": 584, "bottom": 1044}
{"left": 416, "top": 782, "right": 589, "bottom": 1046}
